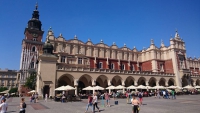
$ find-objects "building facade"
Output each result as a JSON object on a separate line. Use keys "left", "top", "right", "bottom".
{"left": 19, "top": 4, "right": 200, "bottom": 97}
{"left": 37, "top": 29, "right": 200, "bottom": 97}
{"left": 0, "top": 69, "right": 18, "bottom": 89}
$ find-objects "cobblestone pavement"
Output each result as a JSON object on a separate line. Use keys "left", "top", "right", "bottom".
{"left": 6, "top": 95, "right": 200, "bottom": 113}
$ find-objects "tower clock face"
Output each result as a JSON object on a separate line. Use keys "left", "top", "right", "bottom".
{"left": 32, "top": 33, "right": 38, "bottom": 38}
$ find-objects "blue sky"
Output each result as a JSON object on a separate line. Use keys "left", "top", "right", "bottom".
{"left": 0, "top": 0, "right": 200, "bottom": 70}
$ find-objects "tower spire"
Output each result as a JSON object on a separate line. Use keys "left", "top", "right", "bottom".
{"left": 35, "top": 2, "right": 38, "bottom": 10}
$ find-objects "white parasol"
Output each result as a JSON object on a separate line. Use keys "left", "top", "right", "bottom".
{"left": 106, "top": 85, "right": 116, "bottom": 89}
{"left": 82, "top": 86, "right": 93, "bottom": 90}
{"left": 127, "top": 85, "right": 137, "bottom": 89}
{"left": 93, "top": 86, "right": 105, "bottom": 90}
{"left": 136, "top": 85, "right": 146, "bottom": 89}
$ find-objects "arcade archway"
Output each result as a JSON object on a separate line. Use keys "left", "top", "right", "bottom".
{"left": 96, "top": 75, "right": 108, "bottom": 88}
{"left": 138, "top": 77, "right": 146, "bottom": 86}
{"left": 168, "top": 78, "right": 175, "bottom": 86}
{"left": 57, "top": 74, "right": 74, "bottom": 95}
{"left": 159, "top": 78, "right": 166, "bottom": 86}
{"left": 111, "top": 76, "right": 122, "bottom": 86}
{"left": 182, "top": 77, "right": 188, "bottom": 87}
{"left": 196, "top": 79, "right": 200, "bottom": 86}
{"left": 125, "top": 76, "right": 134, "bottom": 87}
{"left": 57, "top": 74, "right": 74, "bottom": 87}
{"left": 78, "top": 74, "right": 92, "bottom": 94}
{"left": 149, "top": 77, "right": 157, "bottom": 87}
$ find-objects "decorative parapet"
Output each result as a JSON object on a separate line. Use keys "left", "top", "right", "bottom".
{"left": 56, "top": 66, "right": 175, "bottom": 76}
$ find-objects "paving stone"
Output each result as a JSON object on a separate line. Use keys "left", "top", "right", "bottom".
{"left": 6, "top": 95, "right": 200, "bottom": 113}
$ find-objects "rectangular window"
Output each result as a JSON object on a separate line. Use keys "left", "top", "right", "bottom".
{"left": 78, "top": 58, "right": 83, "bottom": 64}
{"left": 99, "top": 62, "right": 103, "bottom": 69}
{"left": 33, "top": 38, "right": 37, "bottom": 41}
{"left": 160, "top": 63, "right": 164, "bottom": 72}
{"left": 111, "top": 63, "right": 114, "bottom": 69}
{"left": 122, "top": 64, "right": 125, "bottom": 70}
{"left": 131, "top": 64, "right": 135, "bottom": 71}
{"left": 61, "top": 56, "right": 66, "bottom": 63}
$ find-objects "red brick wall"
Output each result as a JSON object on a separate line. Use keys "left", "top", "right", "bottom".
{"left": 90, "top": 58, "right": 95, "bottom": 68}
{"left": 141, "top": 61, "right": 152, "bottom": 71}
{"left": 164, "top": 59, "right": 174, "bottom": 73}
{"left": 25, "top": 30, "right": 43, "bottom": 42}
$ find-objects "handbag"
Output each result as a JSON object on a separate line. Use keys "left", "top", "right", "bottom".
{"left": 138, "top": 106, "right": 140, "bottom": 111}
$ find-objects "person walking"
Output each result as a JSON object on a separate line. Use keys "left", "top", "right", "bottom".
{"left": 104, "top": 91, "right": 110, "bottom": 107}
{"left": 19, "top": 98, "right": 26, "bottom": 113}
{"left": 131, "top": 95, "right": 140, "bottom": 113}
{"left": 126, "top": 91, "right": 130, "bottom": 104}
{"left": 157, "top": 90, "right": 161, "bottom": 99}
{"left": 0, "top": 98, "right": 8, "bottom": 113}
{"left": 138, "top": 92, "right": 143, "bottom": 105}
{"left": 171, "top": 90, "right": 175, "bottom": 99}
{"left": 45, "top": 94, "right": 48, "bottom": 102}
{"left": 85, "top": 94, "right": 93, "bottom": 113}
{"left": 92, "top": 92, "right": 100, "bottom": 113}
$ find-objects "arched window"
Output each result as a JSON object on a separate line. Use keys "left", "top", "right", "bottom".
{"left": 32, "top": 46, "right": 36, "bottom": 52}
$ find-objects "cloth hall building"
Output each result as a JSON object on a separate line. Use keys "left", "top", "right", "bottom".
{"left": 18, "top": 4, "right": 200, "bottom": 97}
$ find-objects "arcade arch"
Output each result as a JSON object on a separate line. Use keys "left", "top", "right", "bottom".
{"left": 57, "top": 74, "right": 75, "bottom": 95}
{"left": 125, "top": 76, "right": 134, "bottom": 87}
{"left": 57, "top": 74, "right": 74, "bottom": 87}
{"left": 182, "top": 77, "right": 188, "bottom": 87}
{"left": 111, "top": 75, "right": 122, "bottom": 86}
{"left": 159, "top": 78, "right": 166, "bottom": 86}
{"left": 168, "top": 78, "right": 175, "bottom": 86}
{"left": 138, "top": 77, "right": 146, "bottom": 86}
{"left": 96, "top": 75, "right": 108, "bottom": 88}
{"left": 148, "top": 77, "right": 157, "bottom": 87}
{"left": 78, "top": 74, "right": 92, "bottom": 94}
{"left": 191, "top": 79, "right": 194, "bottom": 86}
{"left": 196, "top": 79, "right": 200, "bottom": 86}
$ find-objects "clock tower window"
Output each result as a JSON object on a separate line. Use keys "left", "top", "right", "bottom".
{"left": 32, "top": 46, "right": 36, "bottom": 52}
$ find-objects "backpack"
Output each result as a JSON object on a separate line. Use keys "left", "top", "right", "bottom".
{"left": 139, "top": 94, "right": 142, "bottom": 98}
{"left": 23, "top": 102, "right": 26, "bottom": 108}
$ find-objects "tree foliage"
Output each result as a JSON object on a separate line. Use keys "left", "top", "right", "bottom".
{"left": 0, "top": 87, "right": 8, "bottom": 92}
{"left": 25, "top": 70, "right": 37, "bottom": 90}
{"left": 8, "top": 87, "right": 18, "bottom": 93}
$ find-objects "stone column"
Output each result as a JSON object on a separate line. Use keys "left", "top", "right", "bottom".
{"left": 108, "top": 80, "right": 111, "bottom": 93}
{"left": 122, "top": 80, "right": 125, "bottom": 93}
{"left": 49, "top": 84, "right": 53, "bottom": 97}
{"left": 193, "top": 82, "right": 196, "bottom": 86}
{"left": 74, "top": 79, "right": 78, "bottom": 95}
{"left": 134, "top": 80, "right": 138, "bottom": 91}
{"left": 156, "top": 81, "right": 159, "bottom": 86}
{"left": 74, "top": 86, "right": 78, "bottom": 95}
{"left": 92, "top": 80, "right": 96, "bottom": 94}
{"left": 146, "top": 81, "right": 149, "bottom": 91}
{"left": 165, "top": 82, "right": 168, "bottom": 87}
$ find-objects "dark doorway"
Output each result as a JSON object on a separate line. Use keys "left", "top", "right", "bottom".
{"left": 78, "top": 81, "right": 85, "bottom": 94}
{"left": 58, "top": 80, "right": 68, "bottom": 87}
{"left": 96, "top": 82, "right": 100, "bottom": 86}
{"left": 43, "top": 85, "right": 50, "bottom": 98}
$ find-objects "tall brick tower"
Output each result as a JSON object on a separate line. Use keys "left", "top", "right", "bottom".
{"left": 18, "top": 3, "right": 44, "bottom": 95}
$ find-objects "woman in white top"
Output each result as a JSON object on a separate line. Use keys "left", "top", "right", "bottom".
{"left": 0, "top": 98, "right": 7, "bottom": 113}
{"left": 92, "top": 92, "right": 100, "bottom": 113}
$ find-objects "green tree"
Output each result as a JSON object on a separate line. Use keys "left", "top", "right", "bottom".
{"left": 25, "top": 69, "right": 37, "bottom": 90}
{"left": 0, "top": 87, "right": 8, "bottom": 92}
{"left": 8, "top": 87, "right": 18, "bottom": 93}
